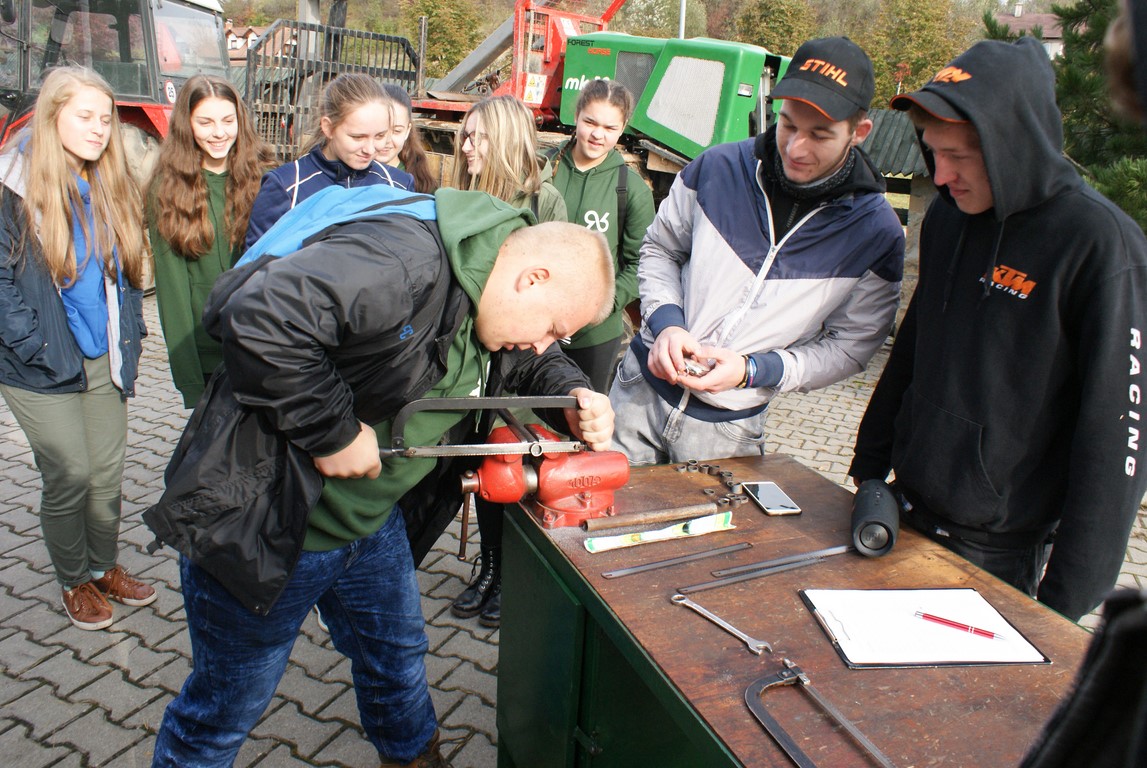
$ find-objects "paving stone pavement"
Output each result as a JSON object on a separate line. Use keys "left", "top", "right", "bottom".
{"left": 0, "top": 295, "right": 1143, "bottom": 767}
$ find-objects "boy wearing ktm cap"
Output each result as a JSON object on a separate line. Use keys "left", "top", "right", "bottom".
{"left": 850, "top": 37, "right": 1147, "bottom": 622}
{"left": 610, "top": 36, "right": 904, "bottom": 465}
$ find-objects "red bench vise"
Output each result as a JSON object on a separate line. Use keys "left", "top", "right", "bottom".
{"left": 380, "top": 395, "right": 630, "bottom": 529}
{"left": 459, "top": 424, "right": 629, "bottom": 528}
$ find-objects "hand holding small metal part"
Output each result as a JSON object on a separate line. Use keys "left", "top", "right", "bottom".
{"left": 677, "top": 347, "right": 745, "bottom": 393}
{"left": 682, "top": 358, "right": 712, "bottom": 377}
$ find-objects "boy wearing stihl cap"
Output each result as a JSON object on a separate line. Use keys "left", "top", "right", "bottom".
{"left": 850, "top": 37, "right": 1147, "bottom": 622}
{"left": 610, "top": 36, "right": 904, "bottom": 465}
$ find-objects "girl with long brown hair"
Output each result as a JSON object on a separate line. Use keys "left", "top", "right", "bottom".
{"left": 147, "top": 74, "right": 274, "bottom": 408}
{"left": 0, "top": 66, "right": 153, "bottom": 630}
{"left": 378, "top": 83, "right": 438, "bottom": 193}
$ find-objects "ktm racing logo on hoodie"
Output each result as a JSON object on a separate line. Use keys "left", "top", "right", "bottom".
{"left": 981, "top": 264, "right": 1037, "bottom": 299}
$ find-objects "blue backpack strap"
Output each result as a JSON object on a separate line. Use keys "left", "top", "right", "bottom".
{"left": 237, "top": 185, "right": 436, "bottom": 267}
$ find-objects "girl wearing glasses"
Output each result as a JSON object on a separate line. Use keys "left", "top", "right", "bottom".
{"left": 450, "top": 95, "right": 566, "bottom": 223}
{"left": 449, "top": 95, "right": 567, "bottom": 628}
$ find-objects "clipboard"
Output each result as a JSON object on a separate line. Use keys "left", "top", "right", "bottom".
{"left": 800, "top": 588, "right": 1050, "bottom": 668}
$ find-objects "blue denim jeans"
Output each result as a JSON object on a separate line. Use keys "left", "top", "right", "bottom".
{"left": 152, "top": 509, "right": 437, "bottom": 767}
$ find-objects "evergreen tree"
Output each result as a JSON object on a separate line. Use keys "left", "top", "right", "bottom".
{"left": 981, "top": 10, "right": 1028, "bottom": 41}
{"left": 1054, "top": 0, "right": 1147, "bottom": 166}
{"left": 1093, "top": 157, "right": 1147, "bottom": 230}
{"left": 1050, "top": 0, "right": 1147, "bottom": 229}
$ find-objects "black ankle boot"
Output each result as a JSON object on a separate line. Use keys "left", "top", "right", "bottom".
{"left": 478, "top": 580, "right": 501, "bottom": 628}
{"left": 451, "top": 545, "right": 500, "bottom": 618}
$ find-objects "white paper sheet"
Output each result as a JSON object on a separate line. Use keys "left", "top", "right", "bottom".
{"left": 800, "top": 588, "right": 1048, "bottom": 667}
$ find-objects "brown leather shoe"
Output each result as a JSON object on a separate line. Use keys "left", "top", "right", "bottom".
{"left": 379, "top": 730, "right": 449, "bottom": 767}
{"left": 62, "top": 582, "right": 113, "bottom": 630}
{"left": 92, "top": 565, "right": 157, "bottom": 607}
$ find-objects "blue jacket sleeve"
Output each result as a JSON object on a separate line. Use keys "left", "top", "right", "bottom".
{"left": 244, "top": 171, "right": 292, "bottom": 251}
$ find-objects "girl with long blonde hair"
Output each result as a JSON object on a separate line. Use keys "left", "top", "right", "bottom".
{"left": 450, "top": 94, "right": 565, "bottom": 221}
{"left": 148, "top": 74, "right": 274, "bottom": 408}
{"left": 449, "top": 94, "right": 567, "bottom": 628}
{"left": 0, "top": 66, "right": 154, "bottom": 631}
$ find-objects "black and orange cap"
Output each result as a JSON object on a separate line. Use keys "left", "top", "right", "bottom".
{"left": 890, "top": 90, "right": 970, "bottom": 123}
{"left": 771, "top": 37, "right": 876, "bottom": 121}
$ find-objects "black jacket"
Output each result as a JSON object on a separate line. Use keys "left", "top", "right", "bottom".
{"left": 145, "top": 201, "right": 590, "bottom": 614}
{"left": 850, "top": 38, "right": 1147, "bottom": 621}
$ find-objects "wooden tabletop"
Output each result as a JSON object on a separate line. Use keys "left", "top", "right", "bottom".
{"left": 532, "top": 454, "right": 1089, "bottom": 768}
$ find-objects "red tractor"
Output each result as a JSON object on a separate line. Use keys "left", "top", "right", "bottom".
{"left": 0, "top": 0, "right": 230, "bottom": 179}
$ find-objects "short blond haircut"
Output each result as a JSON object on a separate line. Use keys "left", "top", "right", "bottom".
{"left": 500, "top": 222, "right": 615, "bottom": 326}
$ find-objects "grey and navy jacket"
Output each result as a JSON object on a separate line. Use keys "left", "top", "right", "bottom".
{"left": 851, "top": 37, "right": 1147, "bottom": 621}
{"left": 244, "top": 144, "right": 414, "bottom": 249}
{"left": 634, "top": 131, "right": 904, "bottom": 420}
{"left": 0, "top": 145, "right": 145, "bottom": 398}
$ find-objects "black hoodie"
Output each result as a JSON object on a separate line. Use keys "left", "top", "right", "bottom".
{"left": 850, "top": 37, "right": 1147, "bottom": 621}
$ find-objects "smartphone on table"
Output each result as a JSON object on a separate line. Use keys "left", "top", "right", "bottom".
{"left": 744, "top": 481, "right": 801, "bottom": 515}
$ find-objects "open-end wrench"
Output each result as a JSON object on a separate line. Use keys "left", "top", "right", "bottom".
{"left": 671, "top": 594, "right": 772, "bottom": 654}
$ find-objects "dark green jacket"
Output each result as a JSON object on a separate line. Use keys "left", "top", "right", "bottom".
{"left": 551, "top": 144, "right": 655, "bottom": 348}
{"left": 149, "top": 169, "right": 240, "bottom": 408}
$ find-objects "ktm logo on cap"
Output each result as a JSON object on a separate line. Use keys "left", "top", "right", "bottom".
{"left": 932, "top": 66, "right": 972, "bottom": 84}
{"left": 798, "top": 58, "right": 848, "bottom": 87}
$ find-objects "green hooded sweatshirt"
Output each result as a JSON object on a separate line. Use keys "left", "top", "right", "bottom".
{"left": 149, "top": 169, "right": 241, "bottom": 408}
{"left": 508, "top": 156, "right": 567, "bottom": 224}
{"left": 303, "top": 189, "right": 533, "bottom": 551}
{"left": 551, "top": 143, "right": 656, "bottom": 348}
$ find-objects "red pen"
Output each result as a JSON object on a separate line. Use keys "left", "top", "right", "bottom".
{"left": 914, "top": 610, "right": 1001, "bottom": 640}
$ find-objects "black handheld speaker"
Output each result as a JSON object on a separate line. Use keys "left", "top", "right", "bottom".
{"left": 851, "top": 479, "right": 899, "bottom": 557}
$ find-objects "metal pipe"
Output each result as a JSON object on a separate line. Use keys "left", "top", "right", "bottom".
{"left": 581, "top": 501, "right": 718, "bottom": 532}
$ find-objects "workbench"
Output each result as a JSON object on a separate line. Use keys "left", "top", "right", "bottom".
{"left": 497, "top": 454, "right": 1091, "bottom": 768}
